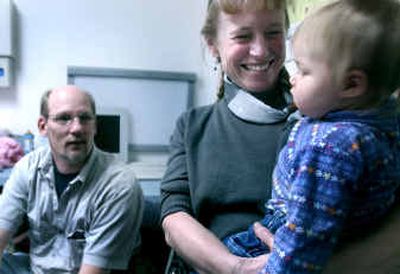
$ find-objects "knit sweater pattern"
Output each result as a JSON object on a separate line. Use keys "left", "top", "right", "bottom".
{"left": 264, "top": 101, "right": 400, "bottom": 273}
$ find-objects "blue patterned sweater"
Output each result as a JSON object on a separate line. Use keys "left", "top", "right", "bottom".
{"left": 263, "top": 99, "right": 400, "bottom": 273}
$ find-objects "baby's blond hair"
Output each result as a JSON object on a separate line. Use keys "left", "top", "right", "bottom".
{"left": 293, "top": 0, "right": 400, "bottom": 106}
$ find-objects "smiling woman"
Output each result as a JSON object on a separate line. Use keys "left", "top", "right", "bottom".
{"left": 160, "top": 1, "right": 298, "bottom": 273}
{"left": 206, "top": 8, "right": 286, "bottom": 94}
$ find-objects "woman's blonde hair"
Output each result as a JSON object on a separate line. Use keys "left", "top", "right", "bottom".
{"left": 201, "top": 0, "right": 289, "bottom": 99}
{"left": 293, "top": 0, "right": 400, "bottom": 105}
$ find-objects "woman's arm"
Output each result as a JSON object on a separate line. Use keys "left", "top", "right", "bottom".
{"left": 161, "top": 113, "right": 234, "bottom": 273}
{"left": 161, "top": 112, "right": 269, "bottom": 273}
{"left": 163, "top": 212, "right": 269, "bottom": 274}
{"left": 163, "top": 211, "right": 237, "bottom": 274}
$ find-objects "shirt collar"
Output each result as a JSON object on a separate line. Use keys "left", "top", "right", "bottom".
{"left": 38, "top": 145, "right": 99, "bottom": 185}
{"left": 75, "top": 146, "right": 98, "bottom": 184}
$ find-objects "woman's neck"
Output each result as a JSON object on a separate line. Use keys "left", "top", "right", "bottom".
{"left": 224, "top": 74, "right": 289, "bottom": 110}
{"left": 249, "top": 89, "right": 287, "bottom": 110}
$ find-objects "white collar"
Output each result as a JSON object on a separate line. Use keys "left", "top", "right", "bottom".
{"left": 224, "top": 77, "right": 295, "bottom": 124}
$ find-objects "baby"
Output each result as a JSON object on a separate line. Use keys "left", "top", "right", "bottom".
{"left": 224, "top": 0, "right": 400, "bottom": 272}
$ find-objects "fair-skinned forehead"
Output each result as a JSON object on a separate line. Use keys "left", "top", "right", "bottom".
{"left": 292, "top": 29, "right": 327, "bottom": 64}
{"left": 217, "top": 8, "right": 285, "bottom": 34}
{"left": 47, "top": 86, "right": 92, "bottom": 115}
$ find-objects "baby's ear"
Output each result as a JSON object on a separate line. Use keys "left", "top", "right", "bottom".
{"left": 340, "top": 70, "right": 368, "bottom": 99}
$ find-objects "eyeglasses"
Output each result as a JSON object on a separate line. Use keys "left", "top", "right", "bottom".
{"left": 47, "top": 113, "right": 95, "bottom": 126}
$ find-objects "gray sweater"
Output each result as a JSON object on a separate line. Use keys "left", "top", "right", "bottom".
{"left": 160, "top": 79, "right": 296, "bottom": 239}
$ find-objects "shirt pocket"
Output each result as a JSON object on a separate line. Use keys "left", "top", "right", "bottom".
{"left": 68, "top": 234, "right": 86, "bottom": 271}
{"left": 67, "top": 224, "right": 87, "bottom": 270}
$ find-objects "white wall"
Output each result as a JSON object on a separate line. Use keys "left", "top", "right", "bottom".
{"left": 0, "top": 0, "right": 218, "bottom": 135}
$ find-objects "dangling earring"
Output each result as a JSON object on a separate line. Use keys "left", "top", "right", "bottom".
{"left": 214, "top": 56, "right": 221, "bottom": 71}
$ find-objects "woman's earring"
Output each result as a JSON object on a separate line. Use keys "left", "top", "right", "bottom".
{"left": 214, "top": 56, "right": 221, "bottom": 71}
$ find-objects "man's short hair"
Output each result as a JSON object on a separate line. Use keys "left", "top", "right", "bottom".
{"left": 40, "top": 87, "right": 96, "bottom": 117}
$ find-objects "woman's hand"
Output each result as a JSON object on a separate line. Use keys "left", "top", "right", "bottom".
{"left": 232, "top": 254, "right": 269, "bottom": 274}
{"left": 253, "top": 222, "right": 274, "bottom": 249}
{"left": 231, "top": 222, "right": 275, "bottom": 274}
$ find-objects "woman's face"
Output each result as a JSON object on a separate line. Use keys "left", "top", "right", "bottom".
{"left": 209, "top": 8, "right": 286, "bottom": 92}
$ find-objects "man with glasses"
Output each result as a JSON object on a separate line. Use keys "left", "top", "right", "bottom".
{"left": 0, "top": 85, "right": 144, "bottom": 274}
